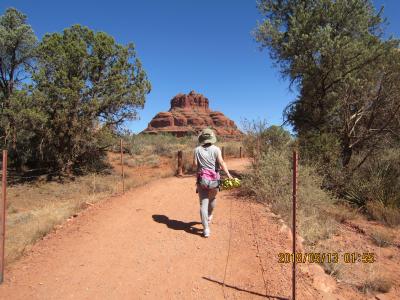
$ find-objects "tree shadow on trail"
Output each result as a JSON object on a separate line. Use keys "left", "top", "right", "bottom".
{"left": 152, "top": 215, "right": 202, "bottom": 236}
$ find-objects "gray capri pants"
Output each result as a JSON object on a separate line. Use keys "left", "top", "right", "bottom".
{"left": 197, "top": 185, "right": 218, "bottom": 230}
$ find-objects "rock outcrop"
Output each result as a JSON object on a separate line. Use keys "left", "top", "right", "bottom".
{"left": 143, "top": 91, "right": 242, "bottom": 138}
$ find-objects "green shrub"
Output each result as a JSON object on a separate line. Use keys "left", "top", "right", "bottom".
{"left": 338, "top": 148, "right": 400, "bottom": 225}
{"left": 298, "top": 132, "right": 341, "bottom": 167}
{"left": 242, "top": 150, "right": 291, "bottom": 201}
{"left": 242, "top": 120, "right": 292, "bottom": 158}
{"left": 242, "top": 149, "right": 337, "bottom": 245}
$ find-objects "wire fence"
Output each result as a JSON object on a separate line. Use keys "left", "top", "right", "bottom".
{"left": 0, "top": 145, "right": 245, "bottom": 185}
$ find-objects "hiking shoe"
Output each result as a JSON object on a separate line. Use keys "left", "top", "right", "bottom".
{"left": 204, "top": 228, "right": 210, "bottom": 238}
{"left": 208, "top": 215, "right": 213, "bottom": 223}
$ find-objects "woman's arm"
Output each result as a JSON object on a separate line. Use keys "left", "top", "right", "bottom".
{"left": 217, "top": 150, "right": 233, "bottom": 179}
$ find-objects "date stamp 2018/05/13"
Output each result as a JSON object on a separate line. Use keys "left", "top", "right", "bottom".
{"left": 278, "top": 252, "right": 375, "bottom": 264}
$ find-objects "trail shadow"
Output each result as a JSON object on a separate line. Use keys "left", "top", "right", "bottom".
{"left": 202, "top": 277, "right": 289, "bottom": 300}
{"left": 152, "top": 215, "right": 202, "bottom": 236}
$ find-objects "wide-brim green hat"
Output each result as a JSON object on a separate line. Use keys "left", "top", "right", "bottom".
{"left": 198, "top": 128, "right": 217, "bottom": 145}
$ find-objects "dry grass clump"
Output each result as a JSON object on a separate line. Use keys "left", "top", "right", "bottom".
{"left": 242, "top": 149, "right": 338, "bottom": 245}
{"left": 325, "top": 203, "right": 358, "bottom": 223}
{"left": 123, "top": 133, "right": 197, "bottom": 158}
{"left": 219, "top": 141, "right": 242, "bottom": 158}
{"left": 124, "top": 155, "right": 160, "bottom": 168}
{"left": 340, "top": 148, "right": 400, "bottom": 226}
{"left": 365, "top": 201, "right": 400, "bottom": 227}
{"left": 312, "top": 244, "right": 345, "bottom": 279}
{"left": 358, "top": 276, "right": 392, "bottom": 294}
{"left": 297, "top": 165, "right": 338, "bottom": 244}
{"left": 369, "top": 229, "right": 394, "bottom": 247}
{"left": 320, "top": 261, "right": 343, "bottom": 278}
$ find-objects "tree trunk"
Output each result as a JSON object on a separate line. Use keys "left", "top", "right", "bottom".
{"left": 341, "top": 144, "right": 352, "bottom": 167}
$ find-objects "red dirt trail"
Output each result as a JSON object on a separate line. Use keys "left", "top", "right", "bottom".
{"left": 0, "top": 159, "right": 344, "bottom": 299}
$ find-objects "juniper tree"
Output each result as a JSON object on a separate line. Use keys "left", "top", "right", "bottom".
{"left": 255, "top": 0, "right": 400, "bottom": 167}
{"left": 32, "top": 25, "right": 151, "bottom": 172}
{"left": 0, "top": 8, "right": 38, "bottom": 168}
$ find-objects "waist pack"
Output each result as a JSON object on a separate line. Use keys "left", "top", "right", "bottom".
{"left": 197, "top": 168, "right": 220, "bottom": 190}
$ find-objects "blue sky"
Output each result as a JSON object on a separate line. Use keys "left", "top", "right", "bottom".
{"left": 1, "top": 0, "right": 399, "bottom": 133}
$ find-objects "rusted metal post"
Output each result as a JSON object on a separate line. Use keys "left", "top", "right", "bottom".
{"left": 222, "top": 146, "right": 225, "bottom": 159}
{"left": 177, "top": 151, "right": 183, "bottom": 176}
{"left": 239, "top": 146, "right": 242, "bottom": 158}
{"left": 292, "top": 150, "right": 298, "bottom": 300}
{"left": 120, "top": 139, "right": 124, "bottom": 193}
{"left": 1, "top": 150, "right": 7, "bottom": 284}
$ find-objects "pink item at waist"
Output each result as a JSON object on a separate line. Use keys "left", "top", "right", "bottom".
{"left": 198, "top": 168, "right": 220, "bottom": 180}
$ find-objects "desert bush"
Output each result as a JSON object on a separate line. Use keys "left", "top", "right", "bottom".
{"left": 369, "top": 229, "right": 394, "bottom": 247}
{"left": 242, "top": 119, "right": 292, "bottom": 158}
{"left": 342, "top": 149, "right": 400, "bottom": 205}
{"left": 365, "top": 201, "right": 400, "bottom": 227}
{"left": 242, "top": 150, "right": 291, "bottom": 201}
{"left": 326, "top": 204, "right": 358, "bottom": 224}
{"left": 147, "top": 155, "right": 160, "bottom": 168}
{"left": 123, "top": 154, "right": 160, "bottom": 168}
{"left": 359, "top": 276, "right": 392, "bottom": 294}
{"left": 220, "top": 142, "right": 241, "bottom": 158}
{"left": 336, "top": 148, "right": 400, "bottom": 225}
{"left": 124, "top": 158, "right": 137, "bottom": 168}
{"left": 296, "top": 165, "right": 338, "bottom": 244}
{"left": 241, "top": 120, "right": 338, "bottom": 244}
{"left": 123, "top": 133, "right": 197, "bottom": 158}
{"left": 123, "top": 134, "right": 145, "bottom": 155}
{"left": 296, "top": 134, "right": 400, "bottom": 227}
{"left": 298, "top": 132, "right": 341, "bottom": 168}
{"left": 242, "top": 148, "right": 337, "bottom": 245}
{"left": 320, "top": 261, "right": 343, "bottom": 278}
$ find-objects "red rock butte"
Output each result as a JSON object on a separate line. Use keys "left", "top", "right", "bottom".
{"left": 143, "top": 91, "right": 242, "bottom": 139}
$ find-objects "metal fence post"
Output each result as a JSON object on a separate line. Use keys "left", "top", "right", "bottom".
{"left": 239, "top": 146, "right": 242, "bottom": 158}
{"left": 222, "top": 146, "right": 225, "bottom": 160}
{"left": 120, "top": 139, "right": 125, "bottom": 193}
{"left": 177, "top": 151, "right": 183, "bottom": 176}
{"left": 292, "top": 150, "right": 298, "bottom": 300}
{"left": 1, "top": 150, "right": 7, "bottom": 284}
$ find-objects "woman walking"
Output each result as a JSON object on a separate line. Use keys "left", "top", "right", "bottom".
{"left": 194, "top": 129, "right": 232, "bottom": 238}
